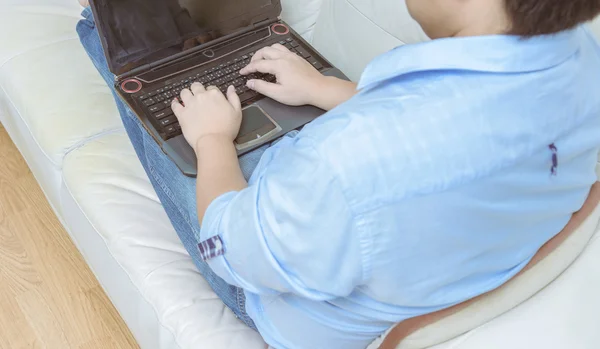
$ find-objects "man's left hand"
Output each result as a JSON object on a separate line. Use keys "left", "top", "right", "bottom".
{"left": 172, "top": 82, "right": 242, "bottom": 153}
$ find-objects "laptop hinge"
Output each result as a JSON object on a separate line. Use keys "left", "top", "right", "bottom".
{"left": 251, "top": 17, "right": 272, "bottom": 27}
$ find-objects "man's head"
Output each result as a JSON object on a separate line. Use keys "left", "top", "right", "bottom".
{"left": 406, "top": 0, "right": 600, "bottom": 39}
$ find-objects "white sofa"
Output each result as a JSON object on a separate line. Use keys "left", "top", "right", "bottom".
{"left": 1, "top": 0, "right": 600, "bottom": 348}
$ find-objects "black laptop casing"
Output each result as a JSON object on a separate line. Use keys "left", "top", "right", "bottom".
{"left": 89, "top": 0, "right": 348, "bottom": 177}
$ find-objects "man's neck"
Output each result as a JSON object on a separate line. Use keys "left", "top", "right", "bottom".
{"left": 450, "top": 3, "right": 511, "bottom": 37}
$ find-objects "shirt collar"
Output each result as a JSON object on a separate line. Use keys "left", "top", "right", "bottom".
{"left": 357, "top": 27, "right": 581, "bottom": 90}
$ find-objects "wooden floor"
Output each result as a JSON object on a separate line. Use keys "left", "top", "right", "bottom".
{"left": 0, "top": 124, "right": 139, "bottom": 349}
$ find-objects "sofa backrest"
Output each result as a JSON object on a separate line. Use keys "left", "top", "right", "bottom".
{"left": 374, "top": 183, "right": 600, "bottom": 349}
{"left": 311, "top": 0, "right": 426, "bottom": 81}
{"left": 282, "top": 0, "right": 600, "bottom": 81}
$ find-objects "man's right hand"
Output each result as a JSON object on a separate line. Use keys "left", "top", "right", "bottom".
{"left": 240, "top": 44, "right": 357, "bottom": 111}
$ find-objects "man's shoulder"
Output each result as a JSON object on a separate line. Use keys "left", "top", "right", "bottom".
{"left": 299, "top": 72, "right": 598, "bottom": 211}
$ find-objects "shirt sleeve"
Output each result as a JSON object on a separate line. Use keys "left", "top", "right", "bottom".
{"left": 198, "top": 136, "right": 365, "bottom": 300}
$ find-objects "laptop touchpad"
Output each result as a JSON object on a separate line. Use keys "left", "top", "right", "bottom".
{"left": 235, "top": 106, "right": 282, "bottom": 150}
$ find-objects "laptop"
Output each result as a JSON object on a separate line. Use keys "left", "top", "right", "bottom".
{"left": 89, "top": 0, "right": 348, "bottom": 176}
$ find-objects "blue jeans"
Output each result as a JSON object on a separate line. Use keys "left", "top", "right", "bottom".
{"left": 76, "top": 7, "right": 266, "bottom": 330}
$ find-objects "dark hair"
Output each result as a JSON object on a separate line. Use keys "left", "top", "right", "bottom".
{"left": 505, "top": 0, "right": 600, "bottom": 36}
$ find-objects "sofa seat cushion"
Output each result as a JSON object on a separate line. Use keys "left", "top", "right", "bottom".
{"left": 61, "top": 132, "right": 265, "bottom": 349}
{"left": 0, "top": 1, "right": 123, "bottom": 168}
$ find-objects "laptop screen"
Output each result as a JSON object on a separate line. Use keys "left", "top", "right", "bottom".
{"left": 91, "top": 0, "right": 281, "bottom": 76}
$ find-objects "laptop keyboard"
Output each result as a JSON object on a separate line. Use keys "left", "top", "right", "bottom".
{"left": 134, "top": 38, "right": 324, "bottom": 140}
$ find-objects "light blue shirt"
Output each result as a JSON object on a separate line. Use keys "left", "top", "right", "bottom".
{"left": 200, "top": 26, "right": 600, "bottom": 349}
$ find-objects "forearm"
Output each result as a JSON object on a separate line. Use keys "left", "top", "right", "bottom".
{"left": 194, "top": 135, "right": 247, "bottom": 222}
{"left": 311, "top": 76, "right": 358, "bottom": 111}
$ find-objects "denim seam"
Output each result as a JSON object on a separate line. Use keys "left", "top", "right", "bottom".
{"left": 149, "top": 164, "right": 196, "bottom": 230}
{"left": 236, "top": 288, "right": 246, "bottom": 319}
{"left": 237, "top": 288, "right": 257, "bottom": 330}
{"left": 148, "top": 164, "right": 256, "bottom": 328}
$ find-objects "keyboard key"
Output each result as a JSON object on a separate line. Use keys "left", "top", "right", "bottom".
{"left": 311, "top": 60, "right": 323, "bottom": 70}
{"left": 296, "top": 47, "right": 311, "bottom": 58}
{"left": 141, "top": 40, "right": 327, "bottom": 123}
{"left": 153, "top": 109, "right": 173, "bottom": 120}
{"left": 160, "top": 116, "right": 177, "bottom": 127}
{"left": 148, "top": 104, "right": 165, "bottom": 113}
{"left": 235, "top": 86, "right": 247, "bottom": 95}
{"left": 165, "top": 124, "right": 177, "bottom": 134}
{"left": 238, "top": 90, "right": 257, "bottom": 103}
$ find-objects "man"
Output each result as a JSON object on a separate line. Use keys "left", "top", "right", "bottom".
{"left": 78, "top": 0, "right": 600, "bottom": 348}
